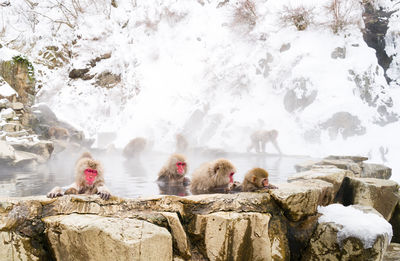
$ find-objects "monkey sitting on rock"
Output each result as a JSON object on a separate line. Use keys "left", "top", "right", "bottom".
{"left": 47, "top": 152, "right": 111, "bottom": 200}
{"left": 241, "top": 168, "right": 278, "bottom": 192}
{"left": 190, "top": 158, "right": 239, "bottom": 195}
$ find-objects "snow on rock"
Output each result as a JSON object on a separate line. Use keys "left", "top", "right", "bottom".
{"left": 318, "top": 203, "right": 393, "bottom": 248}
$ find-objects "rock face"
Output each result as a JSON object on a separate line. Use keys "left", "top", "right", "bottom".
{"left": 44, "top": 214, "right": 173, "bottom": 261}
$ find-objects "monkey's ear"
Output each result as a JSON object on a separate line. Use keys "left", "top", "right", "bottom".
{"left": 251, "top": 176, "right": 257, "bottom": 183}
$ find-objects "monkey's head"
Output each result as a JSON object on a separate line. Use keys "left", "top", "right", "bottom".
{"left": 76, "top": 158, "right": 104, "bottom": 187}
{"left": 246, "top": 168, "right": 269, "bottom": 188}
{"left": 169, "top": 153, "right": 188, "bottom": 176}
{"left": 213, "top": 159, "right": 236, "bottom": 185}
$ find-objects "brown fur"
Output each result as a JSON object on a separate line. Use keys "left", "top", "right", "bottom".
{"left": 176, "top": 134, "right": 188, "bottom": 153}
{"left": 157, "top": 153, "right": 189, "bottom": 185}
{"left": 190, "top": 158, "right": 236, "bottom": 195}
{"left": 123, "top": 137, "right": 147, "bottom": 158}
{"left": 47, "top": 152, "right": 111, "bottom": 200}
{"left": 243, "top": 168, "right": 267, "bottom": 192}
{"left": 247, "top": 129, "right": 282, "bottom": 154}
{"left": 48, "top": 126, "right": 70, "bottom": 140}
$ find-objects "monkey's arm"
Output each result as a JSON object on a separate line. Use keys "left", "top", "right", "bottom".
{"left": 47, "top": 186, "right": 64, "bottom": 198}
{"left": 228, "top": 181, "right": 242, "bottom": 192}
{"left": 97, "top": 185, "right": 111, "bottom": 200}
{"left": 47, "top": 183, "right": 76, "bottom": 198}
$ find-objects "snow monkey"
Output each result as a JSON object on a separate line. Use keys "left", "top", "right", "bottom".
{"left": 190, "top": 158, "right": 238, "bottom": 195}
{"left": 175, "top": 133, "right": 188, "bottom": 153}
{"left": 157, "top": 153, "right": 189, "bottom": 185}
{"left": 247, "top": 129, "right": 282, "bottom": 155}
{"left": 123, "top": 137, "right": 147, "bottom": 159}
{"left": 48, "top": 126, "right": 70, "bottom": 140}
{"left": 47, "top": 152, "right": 111, "bottom": 200}
{"left": 242, "top": 168, "right": 278, "bottom": 192}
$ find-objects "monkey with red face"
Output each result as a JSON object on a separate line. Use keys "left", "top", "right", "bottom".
{"left": 190, "top": 158, "right": 238, "bottom": 195}
{"left": 242, "top": 168, "right": 278, "bottom": 192}
{"left": 47, "top": 152, "right": 111, "bottom": 200}
{"left": 157, "top": 153, "right": 189, "bottom": 185}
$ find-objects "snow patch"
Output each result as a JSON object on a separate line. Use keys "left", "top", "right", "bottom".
{"left": 318, "top": 204, "right": 393, "bottom": 248}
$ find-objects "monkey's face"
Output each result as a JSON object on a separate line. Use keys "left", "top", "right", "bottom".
{"left": 84, "top": 168, "right": 98, "bottom": 185}
{"left": 176, "top": 161, "right": 187, "bottom": 175}
{"left": 261, "top": 178, "right": 269, "bottom": 187}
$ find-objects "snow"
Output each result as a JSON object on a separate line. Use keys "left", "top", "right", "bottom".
{"left": 0, "top": 79, "right": 17, "bottom": 97}
{"left": 1, "top": 0, "right": 400, "bottom": 182}
{"left": 318, "top": 204, "right": 393, "bottom": 248}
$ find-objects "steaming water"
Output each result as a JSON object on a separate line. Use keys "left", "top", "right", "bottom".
{"left": 0, "top": 151, "right": 311, "bottom": 198}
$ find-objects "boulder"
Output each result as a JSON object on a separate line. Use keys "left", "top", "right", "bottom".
{"left": 0, "top": 107, "right": 16, "bottom": 120}
{"left": 361, "top": 163, "right": 392, "bottom": 179}
{"left": 288, "top": 167, "right": 354, "bottom": 194}
{"left": 44, "top": 214, "right": 173, "bottom": 261}
{"left": 161, "top": 212, "right": 191, "bottom": 259}
{"left": 0, "top": 140, "right": 15, "bottom": 163}
{"left": 0, "top": 231, "right": 41, "bottom": 261}
{"left": 10, "top": 140, "right": 54, "bottom": 162}
{"left": 188, "top": 212, "right": 286, "bottom": 261}
{"left": 336, "top": 177, "right": 399, "bottom": 220}
{"left": 302, "top": 204, "right": 392, "bottom": 261}
{"left": 270, "top": 179, "right": 335, "bottom": 221}
{"left": 383, "top": 243, "right": 400, "bottom": 261}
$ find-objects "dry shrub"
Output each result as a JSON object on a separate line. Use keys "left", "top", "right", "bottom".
{"left": 233, "top": 0, "right": 257, "bottom": 27}
{"left": 280, "top": 5, "right": 315, "bottom": 31}
{"left": 325, "top": 0, "right": 362, "bottom": 34}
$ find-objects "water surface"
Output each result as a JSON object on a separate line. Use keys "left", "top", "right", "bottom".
{"left": 0, "top": 150, "right": 311, "bottom": 198}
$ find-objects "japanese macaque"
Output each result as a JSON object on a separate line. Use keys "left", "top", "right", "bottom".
{"left": 157, "top": 153, "right": 189, "bottom": 185}
{"left": 190, "top": 158, "right": 238, "bottom": 195}
{"left": 242, "top": 168, "right": 278, "bottom": 192}
{"left": 123, "top": 137, "right": 147, "bottom": 159}
{"left": 247, "top": 129, "right": 282, "bottom": 155}
{"left": 47, "top": 152, "right": 111, "bottom": 200}
{"left": 48, "top": 126, "right": 70, "bottom": 140}
{"left": 175, "top": 134, "right": 188, "bottom": 153}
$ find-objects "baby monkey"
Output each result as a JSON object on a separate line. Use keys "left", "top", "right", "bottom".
{"left": 242, "top": 168, "right": 278, "bottom": 192}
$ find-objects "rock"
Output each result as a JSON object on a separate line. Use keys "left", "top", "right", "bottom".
{"left": 10, "top": 140, "right": 54, "bottom": 162}
{"left": 69, "top": 68, "right": 90, "bottom": 79}
{"left": 270, "top": 179, "right": 335, "bottom": 221}
{"left": 336, "top": 177, "right": 399, "bottom": 220}
{"left": 283, "top": 78, "right": 318, "bottom": 113}
{"left": 44, "top": 214, "right": 173, "bottom": 261}
{"left": 325, "top": 155, "right": 369, "bottom": 163}
{"left": 319, "top": 112, "right": 366, "bottom": 140}
{"left": 331, "top": 47, "right": 346, "bottom": 59}
{"left": 0, "top": 140, "right": 15, "bottom": 163}
{"left": 0, "top": 231, "right": 41, "bottom": 261}
{"left": 318, "top": 158, "right": 363, "bottom": 176}
{"left": 11, "top": 102, "right": 24, "bottom": 110}
{"left": 0, "top": 58, "right": 36, "bottom": 106}
{"left": 0, "top": 107, "right": 16, "bottom": 120}
{"left": 0, "top": 98, "right": 11, "bottom": 109}
{"left": 95, "top": 71, "right": 121, "bottom": 88}
{"left": 288, "top": 167, "right": 354, "bottom": 194}
{"left": 302, "top": 204, "right": 392, "bottom": 261}
{"left": 361, "top": 163, "right": 392, "bottom": 179}
{"left": 188, "top": 212, "right": 282, "bottom": 261}
{"left": 389, "top": 203, "right": 400, "bottom": 243}
{"left": 294, "top": 159, "right": 322, "bottom": 172}
{"left": 14, "top": 150, "right": 40, "bottom": 169}
{"left": 383, "top": 243, "right": 400, "bottom": 261}
{"left": 161, "top": 212, "right": 191, "bottom": 259}
{"left": 1, "top": 122, "right": 22, "bottom": 132}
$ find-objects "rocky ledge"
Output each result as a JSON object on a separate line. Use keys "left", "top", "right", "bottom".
{"left": 1, "top": 158, "right": 399, "bottom": 261}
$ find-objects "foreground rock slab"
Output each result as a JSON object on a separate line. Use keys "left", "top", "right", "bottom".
{"left": 44, "top": 214, "right": 173, "bottom": 261}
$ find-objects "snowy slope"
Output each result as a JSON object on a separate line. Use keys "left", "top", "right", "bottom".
{"left": 1, "top": 0, "right": 400, "bottom": 181}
